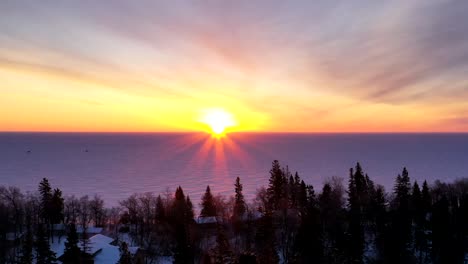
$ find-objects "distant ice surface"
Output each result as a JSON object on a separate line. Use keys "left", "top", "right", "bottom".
{"left": 1, "top": 133, "right": 467, "bottom": 206}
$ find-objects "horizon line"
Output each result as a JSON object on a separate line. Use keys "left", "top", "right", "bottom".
{"left": 1, "top": 131, "right": 468, "bottom": 134}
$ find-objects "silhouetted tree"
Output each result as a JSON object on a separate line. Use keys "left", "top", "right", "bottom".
{"left": 201, "top": 186, "right": 217, "bottom": 217}
{"left": 347, "top": 163, "right": 368, "bottom": 262}
{"left": 19, "top": 228, "right": 33, "bottom": 264}
{"left": 118, "top": 242, "right": 133, "bottom": 264}
{"left": 319, "top": 181, "right": 347, "bottom": 263}
{"left": 431, "top": 195, "right": 451, "bottom": 263}
{"left": 267, "top": 160, "right": 285, "bottom": 211}
{"left": 61, "top": 223, "right": 81, "bottom": 264}
{"left": 255, "top": 212, "right": 278, "bottom": 264}
{"left": 233, "top": 177, "right": 246, "bottom": 219}
{"left": 296, "top": 184, "right": 323, "bottom": 263}
{"left": 388, "top": 168, "right": 413, "bottom": 262}
{"left": 172, "top": 187, "right": 194, "bottom": 264}
{"left": 35, "top": 224, "right": 56, "bottom": 264}
{"left": 370, "top": 185, "right": 387, "bottom": 261}
{"left": 38, "top": 178, "right": 53, "bottom": 240}
{"left": 50, "top": 188, "right": 64, "bottom": 243}
{"left": 213, "top": 225, "right": 234, "bottom": 264}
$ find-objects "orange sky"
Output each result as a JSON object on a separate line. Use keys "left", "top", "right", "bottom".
{"left": 1, "top": 1, "right": 468, "bottom": 132}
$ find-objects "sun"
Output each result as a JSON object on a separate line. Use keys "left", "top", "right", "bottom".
{"left": 200, "top": 109, "right": 236, "bottom": 136}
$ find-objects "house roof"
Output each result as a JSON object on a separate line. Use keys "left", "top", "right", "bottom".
{"left": 196, "top": 216, "right": 218, "bottom": 224}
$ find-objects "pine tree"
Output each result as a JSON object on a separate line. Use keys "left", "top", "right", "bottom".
{"left": 118, "top": 242, "right": 133, "bottom": 264}
{"left": 62, "top": 223, "right": 81, "bottom": 264}
{"left": 431, "top": 195, "right": 451, "bottom": 263}
{"left": 255, "top": 212, "right": 279, "bottom": 264}
{"left": 298, "top": 180, "right": 308, "bottom": 212}
{"left": 171, "top": 187, "right": 194, "bottom": 264}
{"left": 200, "top": 185, "right": 217, "bottom": 217}
{"left": 38, "top": 178, "right": 53, "bottom": 240}
{"left": 296, "top": 184, "right": 323, "bottom": 263}
{"left": 50, "top": 188, "right": 64, "bottom": 224}
{"left": 213, "top": 225, "right": 233, "bottom": 264}
{"left": 50, "top": 188, "right": 64, "bottom": 243}
{"left": 371, "top": 185, "right": 387, "bottom": 261}
{"left": 347, "top": 163, "right": 367, "bottom": 263}
{"left": 35, "top": 224, "right": 57, "bottom": 264}
{"left": 389, "top": 168, "right": 413, "bottom": 262}
{"left": 267, "top": 160, "right": 285, "bottom": 211}
{"left": 421, "top": 180, "right": 431, "bottom": 217}
{"left": 172, "top": 186, "right": 187, "bottom": 224}
{"left": 20, "top": 228, "right": 33, "bottom": 264}
{"left": 412, "top": 181, "right": 425, "bottom": 260}
{"left": 233, "top": 177, "right": 246, "bottom": 219}
{"left": 186, "top": 196, "right": 194, "bottom": 221}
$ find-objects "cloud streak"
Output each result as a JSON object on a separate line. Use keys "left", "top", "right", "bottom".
{"left": 1, "top": 0, "right": 468, "bottom": 131}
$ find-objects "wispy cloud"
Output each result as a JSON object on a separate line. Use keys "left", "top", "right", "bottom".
{"left": 1, "top": 0, "right": 468, "bottom": 131}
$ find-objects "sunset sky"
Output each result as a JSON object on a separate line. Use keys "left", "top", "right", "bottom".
{"left": 1, "top": 0, "right": 468, "bottom": 132}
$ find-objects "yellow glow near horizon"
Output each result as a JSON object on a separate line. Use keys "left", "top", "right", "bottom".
{"left": 199, "top": 109, "right": 236, "bottom": 136}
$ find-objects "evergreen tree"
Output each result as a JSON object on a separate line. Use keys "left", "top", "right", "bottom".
{"left": 35, "top": 224, "right": 57, "bottom": 264}
{"left": 20, "top": 228, "right": 33, "bottom": 264}
{"left": 267, "top": 160, "right": 285, "bottom": 211}
{"left": 213, "top": 225, "right": 233, "bottom": 264}
{"left": 50, "top": 188, "right": 64, "bottom": 224}
{"left": 298, "top": 180, "right": 308, "bottom": 212}
{"left": 38, "top": 178, "right": 52, "bottom": 218}
{"left": 296, "top": 184, "right": 323, "bottom": 263}
{"left": 172, "top": 187, "right": 188, "bottom": 224}
{"left": 233, "top": 177, "right": 246, "bottom": 219}
{"left": 186, "top": 196, "right": 194, "bottom": 221}
{"left": 171, "top": 187, "right": 194, "bottom": 264}
{"left": 347, "top": 163, "right": 369, "bottom": 263}
{"left": 200, "top": 185, "right": 217, "bottom": 217}
{"left": 255, "top": 212, "right": 279, "bottom": 264}
{"left": 431, "top": 195, "right": 451, "bottom": 263}
{"left": 50, "top": 188, "right": 64, "bottom": 243}
{"left": 62, "top": 223, "right": 81, "bottom": 264}
{"left": 370, "top": 185, "right": 387, "bottom": 261}
{"left": 411, "top": 181, "right": 426, "bottom": 261}
{"left": 419, "top": 180, "right": 432, "bottom": 261}
{"left": 38, "top": 178, "right": 53, "bottom": 239}
{"left": 117, "top": 242, "right": 133, "bottom": 264}
{"left": 421, "top": 181, "right": 431, "bottom": 217}
{"left": 389, "top": 168, "right": 413, "bottom": 262}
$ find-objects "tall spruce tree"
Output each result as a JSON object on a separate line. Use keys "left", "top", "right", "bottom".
{"left": 389, "top": 168, "right": 413, "bottom": 262}
{"left": 117, "top": 242, "right": 133, "bottom": 264}
{"left": 233, "top": 177, "right": 246, "bottom": 219}
{"left": 347, "top": 163, "right": 367, "bottom": 263}
{"left": 431, "top": 195, "right": 452, "bottom": 263}
{"left": 213, "top": 225, "right": 234, "bottom": 264}
{"left": 267, "top": 160, "right": 285, "bottom": 211}
{"left": 186, "top": 196, "right": 194, "bottom": 221}
{"left": 35, "top": 224, "right": 56, "bottom": 264}
{"left": 38, "top": 178, "right": 53, "bottom": 240}
{"left": 200, "top": 185, "right": 217, "bottom": 217}
{"left": 296, "top": 184, "right": 323, "bottom": 263}
{"left": 255, "top": 212, "right": 279, "bottom": 264}
{"left": 411, "top": 181, "right": 425, "bottom": 261}
{"left": 171, "top": 187, "right": 194, "bottom": 264}
{"left": 20, "top": 228, "right": 33, "bottom": 264}
{"left": 62, "top": 223, "right": 81, "bottom": 264}
{"left": 370, "top": 185, "right": 387, "bottom": 261}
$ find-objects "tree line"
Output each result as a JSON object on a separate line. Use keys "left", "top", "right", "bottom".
{"left": 0, "top": 160, "right": 467, "bottom": 263}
